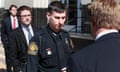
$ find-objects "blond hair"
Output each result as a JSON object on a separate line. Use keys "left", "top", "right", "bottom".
{"left": 88, "top": 0, "right": 120, "bottom": 29}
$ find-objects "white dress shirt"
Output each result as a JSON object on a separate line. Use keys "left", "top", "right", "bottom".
{"left": 21, "top": 24, "right": 34, "bottom": 45}
{"left": 10, "top": 15, "right": 19, "bottom": 29}
{"left": 95, "top": 29, "right": 118, "bottom": 40}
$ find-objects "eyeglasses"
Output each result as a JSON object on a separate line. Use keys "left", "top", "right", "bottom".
{"left": 20, "top": 14, "right": 31, "bottom": 17}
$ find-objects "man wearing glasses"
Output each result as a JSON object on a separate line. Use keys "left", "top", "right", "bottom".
{"left": 8, "top": 5, "right": 38, "bottom": 72}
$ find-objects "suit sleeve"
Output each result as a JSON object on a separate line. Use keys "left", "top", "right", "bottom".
{"left": 67, "top": 56, "right": 81, "bottom": 72}
{"left": 8, "top": 32, "right": 23, "bottom": 72}
{"left": 27, "top": 54, "right": 39, "bottom": 72}
{"left": 1, "top": 19, "right": 8, "bottom": 48}
{"left": 8, "top": 32, "right": 20, "bottom": 68}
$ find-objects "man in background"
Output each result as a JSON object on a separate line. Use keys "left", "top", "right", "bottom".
{"left": 8, "top": 5, "right": 38, "bottom": 72}
{"left": 1, "top": 4, "right": 18, "bottom": 72}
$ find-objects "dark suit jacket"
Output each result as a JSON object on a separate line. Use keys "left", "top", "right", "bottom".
{"left": 8, "top": 24, "right": 38, "bottom": 72}
{"left": 68, "top": 32, "right": 120, "bottom": 72}
{"left": 1, "top": 16, "right": 18, "bottom": 48}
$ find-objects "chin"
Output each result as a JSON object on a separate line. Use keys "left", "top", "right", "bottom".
{"left": 25, "top": 24, "right": 30, "bottom": 27}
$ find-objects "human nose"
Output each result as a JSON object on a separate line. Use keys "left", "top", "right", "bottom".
{"left": 59, "top": 18, "right": 65, "bottom": 24}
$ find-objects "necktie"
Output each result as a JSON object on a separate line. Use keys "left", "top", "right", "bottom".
{"left": 27, "top": 28, "right": 32, "bottom": 40}
{"left": 13, "top": 18, "right": 16, "bottom": 30}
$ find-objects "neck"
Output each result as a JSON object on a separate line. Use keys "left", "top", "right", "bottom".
{"left": 21, "top": 23, "right": 30, "bottom": 28}
{"left": 49, "top": 24, "right": 60, "bottom": 33}
{"left": 11, "top": 15, "right": 16, "bottom": 17}
{"left": 95, "top": 28, "right": 118, "bottom": 38}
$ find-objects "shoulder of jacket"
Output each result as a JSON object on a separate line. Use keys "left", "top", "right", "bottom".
{"left": 61, "top": 29, "right": 69, "bottom": 37}
{"left": 34, "top": 27, "right": 47, "bottom": 38}
{"left": 61, "top": 29, "right": 68, "bottom": 32}
{"left": 61, "top": 29, "right": 69, "bottom": 34}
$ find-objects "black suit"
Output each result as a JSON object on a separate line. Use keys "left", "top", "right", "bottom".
{"left": 8, "top": 24, "right": 38, "bottom": 72}
{"left": 68, "top": 32, "right": 120, "bottom": 72}
{"left": 1, "top": 16, "right": 19, "bottom": 72}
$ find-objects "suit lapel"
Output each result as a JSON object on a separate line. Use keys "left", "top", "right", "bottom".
{"left": 8, "top": 16, "right": 12, "bottom": 30}
{"left": 18, "top": 27, "right": 28, "bottom": 46}
{"left": 5, "top": 16, "right": 12, "bottom": 31}
{"left": 31, "top": 25, "right": 39, "bottom": 35}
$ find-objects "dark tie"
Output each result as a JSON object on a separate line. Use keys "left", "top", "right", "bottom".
{"left": 26, "top": 28, "right": 32, "bottom": 40}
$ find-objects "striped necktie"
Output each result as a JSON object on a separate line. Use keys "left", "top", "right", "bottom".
{"left": 26, "top": 28, "right": 32, "bottom": 40}
{"left": 12, "top": 18, "right": 16, "bottom": 30}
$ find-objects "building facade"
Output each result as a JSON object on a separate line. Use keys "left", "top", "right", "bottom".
{"left": 0, "top": 0, "right": 92, "bottom": 33}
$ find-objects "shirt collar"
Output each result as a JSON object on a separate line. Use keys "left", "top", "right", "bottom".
{"left": 21, "top": 23, "right": 31, "bottom": 28}
{"left": 47, "top": 25, "right": 61, "bottom": 36}
{"left": 95, "top": 29, "right": 118, "bottom": 40}
{"left": 10, "top": 15, "right": 17, "bottom": 19}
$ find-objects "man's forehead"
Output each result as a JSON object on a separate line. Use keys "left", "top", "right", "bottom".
{"left": 51, "top": 11, "right": 66, "bottom": 16}
{"left": 21, "top": 10, "right": 31, "bottom": 14}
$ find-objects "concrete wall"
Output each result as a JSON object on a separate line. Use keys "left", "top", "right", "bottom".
{"left": 81, "top": 0, "right": 91, "bottom": 4}
{"left": 33, "top": 0, "right": 49, "bottom": 8}
{"left": 3, "top": 0, "right": 63, "bottom": 9}
{"left": 4, "top": 0, "right": 33, "bottom": 9}
{"left": 4, "top": 0, "right": 50, "bottom": 9}
{"left": 0, "top": 0, "right": 4, "bottom": 8}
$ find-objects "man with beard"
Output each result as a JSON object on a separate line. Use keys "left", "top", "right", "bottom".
{"left": 27, "top": 1, "right": 74, "bottom": 72}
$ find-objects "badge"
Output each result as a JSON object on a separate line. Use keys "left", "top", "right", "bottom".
{"left": 65, "top": 38, "right": 68, "bottom": 44}
{"left": 65, "top": 38, "right": 74, "bottom": 48}
{"left": 28, "top": 42, "right": 38, "bottom": 55}
{"left": 70, "top": 38, "right": 74, "bottom": 48}
{"left": 46, "top": 48, "right": 52, "bottom": 55}
{"left": 65, "top": 38, "right": 69, "bottom": 44}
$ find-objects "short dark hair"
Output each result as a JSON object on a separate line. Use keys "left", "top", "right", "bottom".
{"left": 9, "top": 4, "right": 17, "bottom": 10}
{"left": 47, "top": 1, "right": 66, "bottom": 13}
{"left": 17, "top": 5, "right": 32, "bottom": 17}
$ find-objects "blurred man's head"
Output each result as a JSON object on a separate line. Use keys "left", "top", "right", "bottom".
{"left": 47, "top": 1, "right": 67, "bottom": 33}
{"left": 17, "top": 5, "right": 32, "bottom": 26}
{"left": 9, "top": 4, "right": 17, "bottom": 17}
{"left": 88, "top": 0, "right": 120, "bottom": 38}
